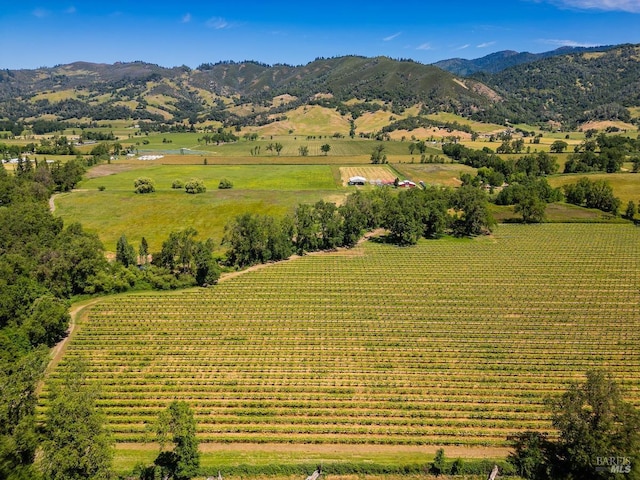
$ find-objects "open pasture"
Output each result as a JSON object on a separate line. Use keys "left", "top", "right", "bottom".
{"left": 42, "top": 224, "right": 640, "bottom": 448}
{"left": 56, "top": 164, "right": 345, "bottom": 252}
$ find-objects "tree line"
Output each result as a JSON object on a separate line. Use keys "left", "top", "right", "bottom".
{"left": 443, "top": 143, "right": 627, "bottom": 221}
{"left": 223, "top": 186, "right": 494, "bottom": 269}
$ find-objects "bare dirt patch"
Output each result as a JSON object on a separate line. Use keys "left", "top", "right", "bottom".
{"left": 85, "top": 163, "right": 140, "bottom": 179}
{"left": 580, "top": 120, "right": 636, "bottom": 132}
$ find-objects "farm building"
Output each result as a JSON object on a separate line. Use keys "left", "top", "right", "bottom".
{"left": 348, "top": 176, "right": 367, "bottom": 185}
{"left": 397, "top": 180, "right": 417, "bottom": 188}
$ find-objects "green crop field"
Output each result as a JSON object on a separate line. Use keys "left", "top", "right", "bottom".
{"left": 41, "top": 224, "right": 640, "bottom": 451}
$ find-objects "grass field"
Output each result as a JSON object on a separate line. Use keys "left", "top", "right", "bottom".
{"left": 55, "top": 164, "right": 346, "bottom": 252}
{"left": 41, "top": 224, "right": 640, "bottom": 458}
{"left": 56, "top": 161, "right": 484, "bottom": 253}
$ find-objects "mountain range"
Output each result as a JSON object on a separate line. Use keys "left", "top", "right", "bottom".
{"left": 432, "top": 45, "right": 617, "bottom": 76}
{"left": 0, "top": 43, "right": 638, "bottom": 131}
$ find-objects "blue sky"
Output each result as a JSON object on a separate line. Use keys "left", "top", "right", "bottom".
{"left": 1, "top": 0, "right": 639, "bottom": 69}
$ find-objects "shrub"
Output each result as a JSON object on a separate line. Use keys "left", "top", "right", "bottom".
{"left": 218, "top": 178, "right": 233, "bottom": 189}
{"left": 171, "top": 179, "right": 184, "bottom": 189}
{"left": 134, "top": 177, "right": 155, "bottom": 194}
{"left": 184, "top": 178, "right": 206, "bottom": 194}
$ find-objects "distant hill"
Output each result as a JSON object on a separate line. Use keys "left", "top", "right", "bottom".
{"left": 433, "top": 45, "right": 617, "bottom": 76}
{"left": 0, "top": 44, "right": 639, "bottom": 131}
{"left": 473, "top": 43, "right": 640, "bottom": 127}
{"left": 0, "top": 56, "right": 498, "bottom": 127}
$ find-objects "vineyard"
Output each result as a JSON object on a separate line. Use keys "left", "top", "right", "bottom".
{"left": 41, "top": 224, "right": 640, "bottom": 447}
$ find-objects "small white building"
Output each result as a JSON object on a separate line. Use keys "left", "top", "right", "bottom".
{"left": 348, "top": 176, "right": 366, "bottom": 185}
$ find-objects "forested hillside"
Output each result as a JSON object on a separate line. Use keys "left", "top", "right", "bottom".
{"left": 473, "top": 44, "right": 640, "bottom": 127}
{"left": 0, "top": 44, "right": 639, "bottom": 133}
{"left": 433, "top": 45, "right": 616, "bottom": 76}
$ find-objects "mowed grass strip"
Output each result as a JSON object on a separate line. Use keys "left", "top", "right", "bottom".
{"left": 40, "top": 224, "right": 640, "bottom": 449}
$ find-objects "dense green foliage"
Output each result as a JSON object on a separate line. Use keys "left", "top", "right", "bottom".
{"left": 563, "top": 177, "right": 621, "bottom": 214}
{"left": 223, "top": 186, "right": 493, "bottom": 268}
{"left": 139, "top": 401, "right": 200, "bottom": 480}
{"left": 565, "top": 134, "right": 640, "bottom": 173}
{"left": 41, "top": 358, "right": 113, "bottom": 480}
{"left": 133, "top": 177, "right": 155, "bottom": 194}
{"left": 474, "top": 44, "right": 640, "bottom": 127}
{"left": 508, "top": 371, "right": 640, "bottom": 479}
{"left": 183, "top": 178, "right": 206, "bottom": 194}
{"left": 434, "top": 45, "right": 616, "bottom": 76}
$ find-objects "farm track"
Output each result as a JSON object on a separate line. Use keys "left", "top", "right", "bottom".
{"left": 40, "top": 224, "right": 640, "bottom": 447}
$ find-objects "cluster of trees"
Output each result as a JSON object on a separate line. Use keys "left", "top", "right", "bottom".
{"left": 370, "top": 144, "right": 388, "bottom": 164}
{"left": 0, "top": 161, "right": 116, "bottom": 479}
{"left": 198, "top": 129, "right": 238, "bottom": 145}
{"left": 443, "top": 143, "right": 559, "bottom": 179}
{"left": 444, "top": 144, "right": 564, "bottom": 222}
{"left": 565, "top": 134, "right": 640, "bottom": 173}
{"left": 381, "top": 115, "right": 476, "bottom": 135}
{"left": 508, "top": 371, "right": 640, "bottom": 480}
{"left": 563, "top": 178, "right": 622, "bottom": 214}
{"left": 114, "top": 230, "right": 220, "bottom": 289}
{"left": 80, "top": 130, "right": 116, "bottom": 141}
{"left": 224, "top": 186, "right": 494, "bottom": 268}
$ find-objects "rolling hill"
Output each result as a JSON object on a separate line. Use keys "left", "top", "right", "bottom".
{"left": 1, "top": 44, "right": 639, "bottom": 131}
{"left": 432, "top": 44, "right": 617, "bottom": 76}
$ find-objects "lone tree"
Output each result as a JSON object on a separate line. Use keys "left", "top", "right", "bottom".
{"left": 134, "top": 177, "right": 155, "bottom": 194}
{"left": 625, "top": 200, "right": 636, "bottom": 220}
{"left": 370, "top": 144, "right": 387, "bottom": 164}
{"left": 152, "top": 401, "right": 200, "bottom": 480}
{"left": 184, "top": 178, "right": 206, "bottom": 194}
{"left": 429, "top": 448, "right": 447, "bottom": 476}
{"left": 116, "top": 234, "right": 137, "bottom": 267}
{"left": 515, "top": 193, "right": 547, "bottom": 223}
{"left": 320, "top": 143, "right": 331, "bottom": 156}
{"left": 550, "top": 140, "right": 569, "bottom": 153}
{"left": 509, "top": 370, "right": 640, "bottom": 479}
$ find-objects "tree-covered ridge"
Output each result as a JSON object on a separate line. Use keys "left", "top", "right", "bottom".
{"left": 433, "top": 44, "right": 617, "bottom": 76}
{"left": 474, "top": 44, "right": 640, "bottom": 127}
{"left": 2, "top": 45, "right": 640, "bottom": 128}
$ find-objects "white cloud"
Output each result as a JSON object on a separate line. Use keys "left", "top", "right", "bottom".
{"left": 539, "top": 38, "right": 599, "bottom": 47}
{"left": 32, "top": 8, "right": 50, "bottom": 18}
{"left": 544, "top": 0, "right": 640, "bottom": 12}
{"left": 182, "top": 13, "right": 192, "bottom": 23}
{"left": 383, "top": 32, "right": 402, "bottom": 42}
{"left": 416, "top": 43, "right": 433, "bottom": 50}
{"left": 456, "top": 44, "right": 471, "bottom": 50}
{"left": 477, "top": 41, "right": 496, "bottom": 48}
{"left": 206, "top": 17, "right": 230, "bottom": 29}
{"left": 66, "top": 6, "right": 76, "bottom": 14}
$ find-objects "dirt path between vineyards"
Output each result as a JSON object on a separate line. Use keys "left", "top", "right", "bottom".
{"left": 115, "top": 442, "right": 510, "bottom": 458}
{"left": 38, "top": 298, "right": 102, "bottom": 393}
